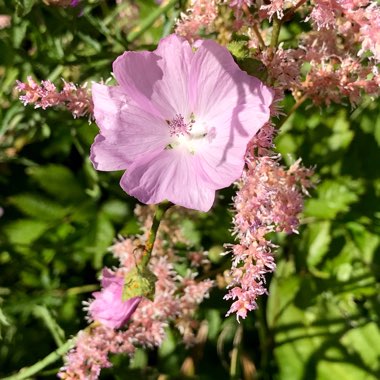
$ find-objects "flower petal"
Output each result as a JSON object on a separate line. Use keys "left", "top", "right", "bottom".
{"left": 195, "top": 72, "right": 273, "bottom": 188}
{"left": 90, "top": 83, "right": 170, "bottom": 171}
{"left": 188, "top": 41, "right": 273, "bottom": 188}
{"left": 113, "top": 35, "right": 193, "bottom": 119}
{"left": 120, "top": 149, "right": 215, "bottom": 212}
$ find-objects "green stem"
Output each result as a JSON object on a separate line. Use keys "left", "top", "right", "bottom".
{"left": 270, "top": 15, "right": 282, "bottom": 52}
{"left": 127, "top": 0, "right": 178, "bottom": 43}
{"left": 256, "top": 298, "right": 270, "bottom": 380}
{"left": 277, "top": 94, "right": 308, "bottom": 129}
{"left": 2, "top": 339, "right": 74, "bottom": 380}
{"left": 229, "top": 325, "right": 243, "bottom": 380}
{"left": 33, "top": 306, "right": 65, "bottom": 347}
{"left": 141, "top": 202, "right": 172, "bottom": 268}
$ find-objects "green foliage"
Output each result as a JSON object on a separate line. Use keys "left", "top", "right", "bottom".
{"left": 0, "top": 0, "right": 379, "bottom": 379}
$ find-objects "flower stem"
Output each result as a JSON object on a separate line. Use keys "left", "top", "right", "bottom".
{"left": 141, "top": 202, "right": 172, "bottom": 268}
{"left": 277, "top": 94, "right": 308, "bottom": 129}
{"left": 269, "top": 15, "right": 282, "bottom": 57}
{"left": 2, "top": 339, "right": 74, "bottom": 380}
{"left": 127, "top": 0, "right": 178, "bottom": 43}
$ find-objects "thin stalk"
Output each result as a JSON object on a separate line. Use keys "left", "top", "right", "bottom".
{"left": 2, "top": 339, "right": 74, "bottom": 380}
{"left": 270, "top": 15, "right": 282, "bottom": 52}
{"left": 140, "top": 202, "right": 172, "bottom": 268}
{"left": 252, "top": 23, "right": 266, "bottom": 50}
{"left": 277, "top": 94, "right": 308, "bottom": 129}
{"left": 256, "top": 299, "right": 270, "bottom": 380}
{"left": 33, "top": 306, "right": 65, "bottom": 347}
{"left": 230, "top": 325, "right": 243, "bottom": 380}
{"left": 283, "top": 0, "right": 308, "bottom": 21}
{"left": 127, "top": 0, "right": 178, "bottom": 43}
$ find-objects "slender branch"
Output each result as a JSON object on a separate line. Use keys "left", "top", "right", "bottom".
{"left": 33, "top": 306, "right": 65, "bottom": 347}
{"left": 127, "top": 0, "right": 178, "bottom": 43}
{"left": 283, "top": 0, "right": 308, "bottom": 21}
{"left": 140, "top": 202, "right": 172, "bottom": 268}
{"left": 229, "top": 325, "right": 243, "bottom": 380}
{"left": 270, "top": 15, "right": 282, "bottom": 52}
{"left": 277, "top": 94, "right": 308, "bottom": 129}
{"left": 2, "top": 339, "right": 74, "bottom": 380}
{"left": 252, "top": 23, "right": 266, "bottom": 50}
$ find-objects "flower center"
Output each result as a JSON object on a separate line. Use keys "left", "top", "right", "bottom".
{"left": 167, "top": 114, "right": 192, "bottom": 137}
{"left": 166, "top": 113, "right": 215, "bottom": 154}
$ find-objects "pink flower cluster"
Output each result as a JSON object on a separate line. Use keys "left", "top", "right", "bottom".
{"left": 224, "top": 129, "right": 314, "bottom": 320}
{"left": 59, "top": 207, "right": 213, "bottom": 379}
{"left": 16, "top": 76, "right": 93, "bottom": 119}
{"left": 0, "top": 15, "right": 11, "bottom": 29}
{"left": 175, "top": 0, "right": 380, "bottom": 106}
{"left": 176, "top": 0, "right": 219, "bottom": 41}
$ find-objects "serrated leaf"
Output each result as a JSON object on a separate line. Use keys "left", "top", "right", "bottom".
{"left": 4, "top": 219, "right": 50, "bottom": 245}
{"left": 27, "top": 165, "right": 85, "bottom": 202}
{"left": 9, "top": 193, "right": 68, "bottom": 221}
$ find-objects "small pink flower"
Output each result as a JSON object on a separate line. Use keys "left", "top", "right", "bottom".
{"left": 90, "top": 34, "right": 273, "bottom": 212}
{"left": 88, "top": 268, "right": 141, "bottom": 329}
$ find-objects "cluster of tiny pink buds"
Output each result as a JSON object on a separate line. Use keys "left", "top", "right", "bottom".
{"left": 15, "top": 76, "right": 93, "bottom": 119}
{"left": 0, "top": 15, "right": 11, "bottom": 29}
{"left": 59, "top": 206, "right": 213, "bottom": 379}
{"left": 175, "top": 0, "right": 219, "bottom": 41}
{"left": 225, "top": 128, "right": 313, "bottom": 320}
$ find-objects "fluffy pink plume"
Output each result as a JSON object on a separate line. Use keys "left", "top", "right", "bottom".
{"left": 176, "top": 0, "right": 219, "bottom": 41}
{"left": 16, "top": 76, "right": 93, "bottom": 118}
{"left": 87, "top": 268, "right": 141, "bottom": 329}
{"left": 90, "top": 34, "right": 273, "bottom": 212}
{"left": 59, "top": 208, "right": 213, "bottom": 379}
{"left": 225, "top": 129, "right": 314, "bottom": 321}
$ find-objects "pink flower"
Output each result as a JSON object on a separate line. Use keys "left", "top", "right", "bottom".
{"left": 88, "top": 268, "right": 141, "bottom": 329}
{"left": 90, "top": 34, "right": 273, "bottom": 212}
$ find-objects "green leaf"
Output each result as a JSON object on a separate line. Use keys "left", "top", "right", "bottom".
{"left": 9, "top": 193, "right": 68, "bottom": 221}
{"left": 27, "top": 165, "right": 85, "bottom": 202}
{"left": 0, "top": 307, "right": 10, "bottom": 339}
{"left": 341, "top": 322, "right": 380, "bottom": 371}
{"left": 15, "top": 0, "right": 37, "bottom": 16}
{"left": 305, "top": 179, "right": 363, "bottom": 219}
{"left": 90, "top": 213, "right": 115, "bottom": 269}
{"left": 4, "top": 219, "right": 50, "bottom": 245}
{"left": 306, "top": 221, "right": 332, "bottom": 268}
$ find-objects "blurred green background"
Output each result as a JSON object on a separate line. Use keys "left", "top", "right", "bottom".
{"left": 0, "top": 1, "right": 379, "bottom": 379}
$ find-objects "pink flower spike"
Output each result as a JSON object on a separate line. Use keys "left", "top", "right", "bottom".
{"left": 90, "top": 34, "right": 273, "bottom": 212}
{"left": 88, "top": 268, "right": 141, "bottom": 329}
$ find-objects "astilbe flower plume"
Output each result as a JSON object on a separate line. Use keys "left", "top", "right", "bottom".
{"left": 224, "top": 126, "right": 314, "bottom": 320}
{"left": 59, "top": 207, "right": 213, "bottom": 379}
{"left": 90, "top": 34, "right": 273, "bottom": 212}
{"left": 16, "top": 76, "right": 93, "bottom": 119}
{"left": 176, "top": 0, "right": 219, "bottom": 41}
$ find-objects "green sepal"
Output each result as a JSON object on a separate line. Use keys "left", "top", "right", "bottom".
{"left": 227, "top": 40, "right": 249, "bottom": 60}
{"left": 122, "top": 266, "right": 157, "bottom": 301}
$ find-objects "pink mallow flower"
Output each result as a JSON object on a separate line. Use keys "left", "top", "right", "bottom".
{"left": 90, "top": 34, "right": 273, "bottom": 212}
{"left": 88, "top": 268, "right": 141, "bottom": 329}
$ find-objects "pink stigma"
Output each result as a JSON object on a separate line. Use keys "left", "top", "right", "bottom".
{"left": 168, "top": 114, "right": 192, "bottom": 137}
